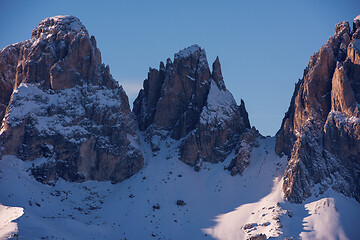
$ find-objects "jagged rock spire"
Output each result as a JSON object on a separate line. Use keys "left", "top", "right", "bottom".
{"left": 134, "top": 44, "right": 254, "bottom": 172}
{"left": 276, "top": 16, "right": 360, "bottom": 203}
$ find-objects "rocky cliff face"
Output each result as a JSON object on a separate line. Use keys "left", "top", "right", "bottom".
{"left": 0, "top": 42, "right": 22, "bottom": 122}
{"left": 134, "top": 45, "right": 255, "bottom": 172}
{"left": 276, "top": 16, "right": 360, "bottom": 203}
{"left": 0, "top": 16, "right": 143, "bottom": 184}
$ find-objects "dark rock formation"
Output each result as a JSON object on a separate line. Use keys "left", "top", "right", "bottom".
{"left": 247, "top": 234, "right": 267, "bottom": 240}
{"left": 134, "top": 45, "right": 211, "bottom": 139}
{"left": 134, "top": 45, "right": 254, "bottom": 172}
{"left": 0, "top": 15, "right": 143, "bottom": 184}
{"left": 276, "top": 16, "right": 360, "bottom": 203}
{"left": 227, "top": 128, "right": 259, "bottom": 176}
{"left": 0, "top": 43, "right": 21, "bottom": 121}
{"left": 176, "top": 200, "right": 186, "bottom": 206}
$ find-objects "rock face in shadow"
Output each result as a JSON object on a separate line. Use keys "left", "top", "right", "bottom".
{"left": 0, "top": 43, "right": 21, "bottom": 122}
{"left": 134, "top": 45, "right": 255, "bottom": 172}
{"left": 0, "top": 15, "right": 143, "bottom": 184}
{"left": 276, "top": 16, "right": 360, "bottom": 203}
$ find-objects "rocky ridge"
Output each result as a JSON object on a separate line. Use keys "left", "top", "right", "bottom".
{"left": 276, "top": 16, "right": 360, "bottom": 203}
{"left": 2, "top": 14, "right": 359, "bottom": 205}
{"left": 0, "top": 15, "right": 143, "bottom": 184}
{"left": 133, "top": 45, "right": 256, "bottom": 173}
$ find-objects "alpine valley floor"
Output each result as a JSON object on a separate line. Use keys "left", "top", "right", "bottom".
{"left": 0, "top": 136, "right": 359, "bottom": 240}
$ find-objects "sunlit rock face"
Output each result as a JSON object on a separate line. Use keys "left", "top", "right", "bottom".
{"left": 134, "top": 45, "right": 256, "bottom": 172}
{"left": 276, "top": 16, "right": 360, "bottom": 203}
{"left": 0, "top": 15, "right": 143, "bottom": 184}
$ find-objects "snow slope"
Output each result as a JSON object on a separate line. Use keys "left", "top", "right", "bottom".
{"left": 0, "top": 204, "right": 23, "bottom": 239}
{"left": 204, "top": 173, "right": 360, "bottom": 240}
{"left": 0, "top": 136, "right": 359, "bottom": 239}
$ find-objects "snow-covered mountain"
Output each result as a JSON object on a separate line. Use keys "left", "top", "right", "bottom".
{"left": 0, "top": 15, "right": 360, "bottom": 240}
{"left": 133, "top": 44, "right": 256, "bottom": 174}
{"left": 0, "top": 16, "right": 143, "bottom": 184}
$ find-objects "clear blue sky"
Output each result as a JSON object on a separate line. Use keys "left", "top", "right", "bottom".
{"left": 1, "top": 0, "right": 359, "bottom": 136}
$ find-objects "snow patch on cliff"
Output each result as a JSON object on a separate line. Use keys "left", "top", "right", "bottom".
{"left": 200, "top": 80, "right": 237, "bottom": 125}
{"left": 329, "top": 110, "right": 360, "bottom": 124}
{"left": 2, "top": 82, "right": 122, "bottom": 144}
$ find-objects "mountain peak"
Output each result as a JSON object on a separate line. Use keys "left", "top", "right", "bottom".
{"left": 0, "top": 15, "right": 143, "bottom": 184}
{"left": 212, "top": 56, "right": 225, "bottom": 90}
{"left": 354, "top": 14, "right": 360, "bottom": 33}
{"left": 354, "top": 14, "right": 360, "bottom": 22}
{"left": 334, "top": 21, "right": 349, "bottom": 35}
{"left": 31, "top": 15, "right": 87, "bottom": 39}
{"left": 134, "top": 45, "right": 253, "bottom": 172}
{"left": 174, "top": 44, "right": 201, "bottom": 59}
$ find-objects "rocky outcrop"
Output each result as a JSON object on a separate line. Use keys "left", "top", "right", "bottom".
{"left": 0, "top": 15, "right": 143, "bottom": 184}
{"left": 134, "top": 45, "right": 254, "bottom": 172}
{"left": 227, "top": 128, "right": 259, "bottom": 176}
{"left": 276, "top": 16, "right": 360, "bottom": 203}
{"left": 0, "top": 43, "right": 22, "bottom": 121}
{"left": 134, "top": 45, "right": 212, "bottom": 139}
